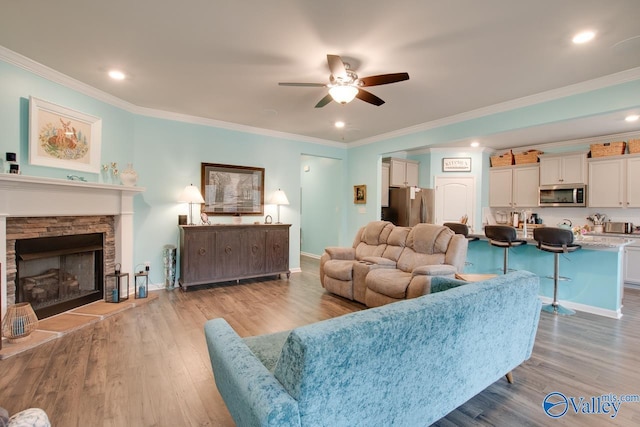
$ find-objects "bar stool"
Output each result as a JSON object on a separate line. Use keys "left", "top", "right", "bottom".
{"left": 484, "top": 225, "right": 527, "bottom": 274}
{"left": 444, "top": 222, "right": 479, "bottom": 242}
{"left": 533, "top": 227, "right": 581, "bottom": 316}
{"left": 445, "top": 222, "right": 479, "bottom": 267}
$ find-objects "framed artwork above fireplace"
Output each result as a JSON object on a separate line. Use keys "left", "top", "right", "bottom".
{"left": 29, "top": 96, "right": 102, "bottom": 173}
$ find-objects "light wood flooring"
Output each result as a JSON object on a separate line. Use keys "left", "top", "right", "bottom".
{"left": 1, "top": 256, "right": 639, "bottom": 426}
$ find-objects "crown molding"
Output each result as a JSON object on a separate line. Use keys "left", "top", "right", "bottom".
{"left": 350, "top": 67, "right": 640, "bottom": 148}
{"left": 0, "top": 45, "right": 343, "bottom": 149}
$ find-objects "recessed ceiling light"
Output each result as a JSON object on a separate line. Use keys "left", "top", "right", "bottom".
{"left": 335, "top": 121, "right": 345, "bottom": 128}
{"left": 572, "top": 30, "right": 596, "bottom": 44}
{"left": 108, "top": 70, "right": 126, "bottom": 80}
{"left": 470, "top": 141, "right": 480, "bottom": 148}
{"left": 625, "top": 114, "right": 639, "bottom": 122}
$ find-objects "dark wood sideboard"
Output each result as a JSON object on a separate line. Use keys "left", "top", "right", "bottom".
{"left": 178, "top": 224, "right": 290, "bottom": 290}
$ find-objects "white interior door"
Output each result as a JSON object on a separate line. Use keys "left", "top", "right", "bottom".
{"left": 435, "top": 176, "right": 476, "bottom": 231}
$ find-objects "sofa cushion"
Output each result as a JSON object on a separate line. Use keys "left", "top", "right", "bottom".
{"left": 412, "top": 264, "right": 456, "bottom": 276}
{"left": 244, "top": 330, "right": 291, "bottom": 373}
{"left": 361, "top": 221, "right": 392, "bottom": 245}
{"left": 361, "top": 256, "right": 396, "bottom": 267}
{"left": 354, "top": 242, "right": 386, "bottom": 259}
{"left": 366, "top": 269, "right": 412, "bottom": 299}
{"left": 397, "top": 249, "right": 446, "bottom": 273}
{"left": 381, "top": 227, "right": 410, "bottom": 261}
{"left": 407, "top": 224, "right": 453, "bottom": 255}
{"left": 323, "top": 260, "right": 355, "bottom": 281}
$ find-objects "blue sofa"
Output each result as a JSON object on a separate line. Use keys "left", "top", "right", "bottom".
{"left": 204, "top": 271, "right": 541, "bottom": 426}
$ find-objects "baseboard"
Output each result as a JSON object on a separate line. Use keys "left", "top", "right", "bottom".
{"left": 538, "top": 296, "right": 622, "bottom": 319}
{"left": 301, "top": 252, "right": 321, "bottom": 259}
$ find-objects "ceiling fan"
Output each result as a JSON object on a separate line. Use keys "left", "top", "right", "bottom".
{"left": 279, "top": 54, "right": 409, "bottom": 108}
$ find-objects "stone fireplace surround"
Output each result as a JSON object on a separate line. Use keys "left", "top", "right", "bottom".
{"left": 1, "top": 174, "right": 144, "bottom": 319}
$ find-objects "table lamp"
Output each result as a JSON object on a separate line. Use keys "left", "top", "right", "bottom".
{"left": 270, "top": 189, "right": 289, "bottom": 224}
{"left": 178, "top": 184, "right": 205, "bottom": 225}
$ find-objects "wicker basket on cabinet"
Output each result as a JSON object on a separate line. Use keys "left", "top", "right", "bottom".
{"left": 628, "top": 139, "right": 640, "bottom": 154}
{"left": 514, "top": 150, "right": 544, "bottom": 165}
{"left": 590, "top": 141, "right": 626, "bottom": 158}
{"left": 490, "top": 150, "right": 514, "bottom": 167}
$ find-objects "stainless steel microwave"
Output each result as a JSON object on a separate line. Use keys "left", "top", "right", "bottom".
{"left": 538, "top": 184, "right": 587, "bottom": 207}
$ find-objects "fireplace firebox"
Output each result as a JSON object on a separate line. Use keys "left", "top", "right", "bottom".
{"left": 15, "top": 233, "right": 104, "bottom": 318}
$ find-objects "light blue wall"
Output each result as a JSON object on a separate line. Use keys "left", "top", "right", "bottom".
{"left": 300, "top": 155, "right": 344, "bottom": 257}
{"left": 131, "top": 116, "right": 346, "bottom": 281}
{"left": 0, "top": 60, "right": 134, "bottom": 178}
{"left": 0, "top": 58, "right": 347, "bottom": 285}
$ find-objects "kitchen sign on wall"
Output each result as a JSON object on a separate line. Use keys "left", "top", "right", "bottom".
{"left": 442, "top": 157, "right": 472, "bottom": 172}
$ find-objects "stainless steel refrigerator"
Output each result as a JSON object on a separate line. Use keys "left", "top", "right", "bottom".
{"left": 385, "top": 187, "right": 435, "bottom": 226}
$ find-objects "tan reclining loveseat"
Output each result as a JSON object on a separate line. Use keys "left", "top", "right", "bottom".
{"left": 320, "top": 221, "right": 468, "bottom": 307}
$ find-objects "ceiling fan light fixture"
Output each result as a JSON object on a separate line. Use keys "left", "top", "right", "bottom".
{"left": 329, "top": 85, "right": 359, "bottom": 104}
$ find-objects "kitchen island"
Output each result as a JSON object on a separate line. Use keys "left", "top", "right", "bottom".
{"left": 465, "top": 233, "right": 635, "bottom": 318}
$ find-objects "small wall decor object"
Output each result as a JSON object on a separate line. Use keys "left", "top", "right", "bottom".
{"left": 9, "top": 164, "right": 19, "bottom": 174}
{"left": 29, "top": 96, "right": 102, "bottom": 173}
{"left": 105, "top": 263, "right": 129, "bottom": 303}
{"left": 354, "top": 185, "right": 367, "bottom": 204}
{"left": 6, "top": 152, "right": 16, "bottom": 162}
{"left": 135, "top": 271, "right": 149, "bottom": 299}
{"left": 120, "top": 163, "right": 138, "bottom": 186}
{"left": 2, "top": 302, "right": 39, "bottom": 342}
{"left": 200, "top": 212, "right": 210, "bottom": 225}
{"left": 442, "top": 157, "right": 472, "bottom": 172}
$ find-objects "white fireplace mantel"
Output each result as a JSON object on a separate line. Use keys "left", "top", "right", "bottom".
{"left": 1, "top": 174, "right": 145, "bottom": 317}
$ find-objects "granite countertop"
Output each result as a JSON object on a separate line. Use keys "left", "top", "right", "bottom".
{"left": 471, "top": 230, "right": 635, "bottom": 249}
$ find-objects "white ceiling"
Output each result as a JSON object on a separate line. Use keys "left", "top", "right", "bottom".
{"left": 1, "top": 0, "right": 639, "bottom": 148}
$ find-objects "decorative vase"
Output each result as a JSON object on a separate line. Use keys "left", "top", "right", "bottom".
{"left": 594, "top": 224, "right": 603, "bottom": 233}
{"left": 120, "top": 163, "right": 138, "bottom": 186}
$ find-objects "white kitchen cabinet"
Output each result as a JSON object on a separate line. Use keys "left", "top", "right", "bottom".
{"left": 624, "top": 244, "right": 640, "bottom": 285}
{"left": 539, "top": 152, "right": 587, "bottom": 185}
{"left": 588, "top": 154, "right": 640, "bottom": 208}
{"left": 381, "top": 163, "right": 390, "bottom": 207}
{"left": 489, "top": 165, "right": 539, "bottom": 208}
{"left": 385, "top": 158, "right": 419, "bottom": 187}
{"left": 626, "top": 157, "right": 640, "bottom": 207}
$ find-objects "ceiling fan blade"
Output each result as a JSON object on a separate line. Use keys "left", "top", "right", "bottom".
{"left": 359, "top": 72, "right": 409, "bottom": 87}
{"left": 314, "top": 94, "right": 334, "bottom": 108}
{"left": 327, "top": 54, "right": 348, "bottom": 80}
{"left": 356, "top": 89, "right": 385, "bottom": 106}
{"left": 279, "top": 82, "right": 326, "bottom": 87}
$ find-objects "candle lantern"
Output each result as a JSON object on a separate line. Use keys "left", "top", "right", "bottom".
{"left": 135, "top": 271, "right": 149, "bottom": 299}
{"left": 1, "top": 302, "right": 39, "bottom": 342}
{"left": 105, "top": 263, "right": 129, "bottom": 303}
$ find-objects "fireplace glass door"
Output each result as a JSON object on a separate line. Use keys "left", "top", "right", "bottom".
{"left": 16, "top": 233, "right": 104, "bottom": 318}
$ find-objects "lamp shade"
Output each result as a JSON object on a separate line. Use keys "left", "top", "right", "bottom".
{"left": 270, "top": 189, "right": 289, "bottom": 205}
{"left": 329, "top": 85, "right": 358, "bottom": 104}
{"left": 178, "top": 184, "right": 205, "bottom": 204}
